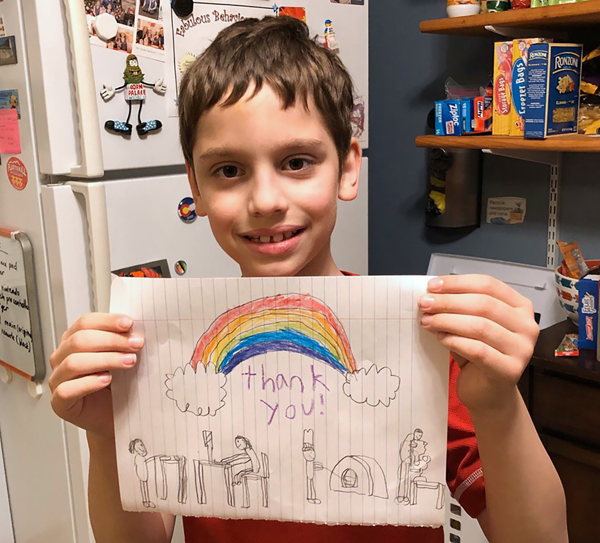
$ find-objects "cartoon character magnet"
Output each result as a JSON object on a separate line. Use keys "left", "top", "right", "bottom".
{"left": 100, "top": 54, "right": 166, "bottom": 137}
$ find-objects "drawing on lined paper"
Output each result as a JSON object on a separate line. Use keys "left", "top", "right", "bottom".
{"left": 110, "top": 276, "right": 450, "bottom": 527}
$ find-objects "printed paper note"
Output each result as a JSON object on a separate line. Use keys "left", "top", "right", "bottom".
{"left": 110, "top": 276, "right": 449, "bottom": 527}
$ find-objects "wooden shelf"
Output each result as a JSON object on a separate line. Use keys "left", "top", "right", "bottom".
{"left": 420, "top": 1, "right": 600, "bottom": 36}
{"left": 415, "top": 134, "right": 600, "bottom": 152}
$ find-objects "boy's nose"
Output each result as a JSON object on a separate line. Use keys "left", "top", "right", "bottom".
{"left": 247, "top": 173, "right": 289, "bottom": 217}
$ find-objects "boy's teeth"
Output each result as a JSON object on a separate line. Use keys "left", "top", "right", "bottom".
{"left": 249, "top": 230, "right": 300, "bottom": 243}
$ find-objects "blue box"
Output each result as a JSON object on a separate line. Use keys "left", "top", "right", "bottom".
{"left": 577, "top": 277, "right": 599, "bottom": 350}
{"left": 462, "top": 98, "right": 475, "bottom": 133}
{"left": 435, "top": 99, "right": 462, "bottom": 136}
{"left": 524, "top": 43, "right": 582, "bottom": 139}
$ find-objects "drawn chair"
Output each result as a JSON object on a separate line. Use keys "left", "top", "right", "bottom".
{"left": 240, "top": 452, "right": 270, "bottom": 508}
{"left": 410, "top": 475, "right": 445, "bottom": 510}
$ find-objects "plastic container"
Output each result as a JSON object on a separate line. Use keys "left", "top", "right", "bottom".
{"left": 447, "top": 0, "right": 481, "bottom": 17}
{"left": 487, "top": 0, "right": 511, "bottom": 11}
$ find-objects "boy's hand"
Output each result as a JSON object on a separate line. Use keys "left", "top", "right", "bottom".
{"left": 419, "top": 275, "right": 539, "bottom": 413}
{"left": 49, "top": 313, "right": 144, "bottom": 439}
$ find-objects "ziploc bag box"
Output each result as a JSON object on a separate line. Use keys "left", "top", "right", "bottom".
{"left": 435, "top": 99, "right": 462, "bottom": 135}
{"left": 524, "top": 43, "right": 583, "bottom": 139}
{"left": 510, "top": 38, "right": 547, "bottom": 136}
{"left": 493, "top": 41, "right": 513, "bottom": 136}
{"left": 577, "top": 276, "right": 600, "bottom": 350}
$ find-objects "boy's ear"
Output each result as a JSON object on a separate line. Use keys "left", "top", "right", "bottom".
{"left": 185, "top": 161, "right": 207, "bottom": 217}
{"left": 338, "top": 137, "right": 362, "bottom": 202}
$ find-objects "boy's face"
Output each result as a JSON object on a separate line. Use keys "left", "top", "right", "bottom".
{"left": 186, "top": 84, "right": 361, "bottom": 277}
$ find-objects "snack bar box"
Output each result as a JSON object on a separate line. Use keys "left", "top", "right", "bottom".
{"left": 524, "top": 43, "right": 583, "bottom": 139}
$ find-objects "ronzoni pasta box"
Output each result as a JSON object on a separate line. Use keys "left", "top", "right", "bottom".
{"left": 510, "top": 38, "right": 548, "bottom": 137}
{"left": 524, "top": 43, "right": 583, "bottom": 139}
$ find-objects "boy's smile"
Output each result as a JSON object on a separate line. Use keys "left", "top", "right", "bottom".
{"left": 186, "top": 84, "right": 361, "bottom": 277}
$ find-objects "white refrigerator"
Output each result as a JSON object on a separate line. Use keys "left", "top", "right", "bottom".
{"left": 0, "top": 1, "right": 369, "bottom": 541}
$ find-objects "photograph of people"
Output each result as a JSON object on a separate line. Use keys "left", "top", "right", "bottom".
{"left": 139, "top": 0, "right": 161, "bottom": 21}
{"left": 135, "top": 19, "right": 165, "bottom": 51}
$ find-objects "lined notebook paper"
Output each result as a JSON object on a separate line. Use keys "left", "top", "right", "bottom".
{"left": 110, "top": 276, "right": 449, "bottom": 527}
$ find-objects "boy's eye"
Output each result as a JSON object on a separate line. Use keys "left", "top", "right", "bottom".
{"left": 215, "top": 165, "right": 240, "bottom": 178}
{"left": 285, "top": 158, "right": 312, "bottom": 171}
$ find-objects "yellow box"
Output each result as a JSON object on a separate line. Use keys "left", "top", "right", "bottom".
{"left": 510, "top": 38, "right": 547, "bottom": 136}
{"left": 493, "top": 41, "right": 513, "bottom": 136}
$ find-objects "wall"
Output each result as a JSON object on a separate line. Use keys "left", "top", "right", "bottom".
{"left": 368, "top": 0, "right": 600, "bottom": 275}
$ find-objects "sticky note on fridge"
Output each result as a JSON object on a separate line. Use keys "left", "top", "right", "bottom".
{"left": 0, "top": 109, "right": 21, "bottom": 155}
{"left": 109, "top": 276, "right": 451, "bottom": 527}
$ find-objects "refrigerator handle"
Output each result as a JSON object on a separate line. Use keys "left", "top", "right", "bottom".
{"left": 63, "top": 0, "right": 104, "bottom": 178}
{"left": 68, "top": 182, "right": 111, "bottom": 313}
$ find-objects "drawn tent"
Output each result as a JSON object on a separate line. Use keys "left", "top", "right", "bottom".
{"left": 163, "top": 0, "right": 369, "bottom": 147}
{"left": 330, "top": 455, "right": 388, "bottom": 499}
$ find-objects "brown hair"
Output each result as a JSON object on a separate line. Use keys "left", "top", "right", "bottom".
{"left": 178, "top": 16, "right": 355, "bottom": 172}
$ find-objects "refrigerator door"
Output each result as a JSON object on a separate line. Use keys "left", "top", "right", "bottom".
{"left": 23, "top": 0, "right": 368, "bottom": 176}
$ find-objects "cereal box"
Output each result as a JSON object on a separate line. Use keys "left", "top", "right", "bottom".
{"left": 524, "top": 43, "right": 583, "bottom": 139}
{"left": 510, "top": 38, "right": 547, "bottom": 136}
{"left": 493, "top": 41, "right": 513, "bottom": 135}
{"left": 435, "top": 99, "right": 462, "bottom": 136}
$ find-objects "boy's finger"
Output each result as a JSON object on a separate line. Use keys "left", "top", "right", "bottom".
{"left": 437, "top": 334, "right": 523, "bottom": 385}
{"left": 61, "top": 313, "right": 134, "bottom": 343}
{"left": 49, "top": 352, "right": 137, "bottom": 393}
{"left": 428, "top": 275, "right": 530, "bottom": 310}
{"left": 51, "top": 373, "right": 112, "bottom": 418}
{"left": 51, "top": 329, "right": 144, "bottom": 370}
{"left": 418, "top": 293, "right": 537, "bottom": 336}
{"left": 421, "top": 313, "right": 516, "bottom": 357}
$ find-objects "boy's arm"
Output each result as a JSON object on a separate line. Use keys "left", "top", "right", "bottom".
{"left": 420, "top": 275, "right": 568, "bottom": 543}
{"left": 88, "top": 432, "right": 176, "bottom": 543}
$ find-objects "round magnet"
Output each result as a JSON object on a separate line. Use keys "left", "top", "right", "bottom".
{"left": 174, "top": 260, "right": 187, "bottom": 276}
{"left": 171, "top": 0, "right": 194, "bottom": 18}
{"left": 94, "top": 13, "right": 118, "bottom": 41}
{"left": 178, "top": 197, "right": 197, "bottom": 223}
{"left": 7, "top": 157, "right": 28, "bottom": 191}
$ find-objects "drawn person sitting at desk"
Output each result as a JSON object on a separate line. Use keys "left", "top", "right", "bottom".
{"left": 219, "top": 435, "right": 260, "bottom": 485}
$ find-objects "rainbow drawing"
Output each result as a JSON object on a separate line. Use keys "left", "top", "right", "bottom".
{"left": 190, "top": 294, "right": 357, "bottom": 376}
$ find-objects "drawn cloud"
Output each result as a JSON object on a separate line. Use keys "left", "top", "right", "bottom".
{"left": 342, "top": 363, "right": 400, "bottom": 407}
{"left": 165, "top": 362, "right": 227, "bottom": 416}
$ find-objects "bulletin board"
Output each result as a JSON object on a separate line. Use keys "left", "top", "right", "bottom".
{"left": 0, "top": 229, "right": 45, "bottom": 382}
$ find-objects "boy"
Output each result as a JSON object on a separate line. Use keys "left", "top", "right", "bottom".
{"left": 49, "top": 16, "right": 567, "bottom": 543}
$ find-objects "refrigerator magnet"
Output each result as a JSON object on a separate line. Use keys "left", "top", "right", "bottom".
{"left": 178, "top": 197, "right": 197, "bottom": 223}
{"left": 171, "top": 0, "right": 193, "bottom": 18}
{"left": 0, "top": 89, "right": 20, "bottom": 118}
{"left": 6, "top": 157, "right": 27, "bottom": 190}
{"left": 0, "top": 36, "right": 17, "bottom": 66}
{"left": 113, "top": 259, "right": 171, "bottom": 278}
{"left": 100, "top": 54, "right": 166, "bottom": 137}
{"left": 93, "top": 12, "right": 119, "bottom": 41}
{"left": 174, "top": 261, "right": 187, "bottom": 276}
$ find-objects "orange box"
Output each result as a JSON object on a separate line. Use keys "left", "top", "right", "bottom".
{"left": 493, "top": 41, "right": 513, "bottom": 136}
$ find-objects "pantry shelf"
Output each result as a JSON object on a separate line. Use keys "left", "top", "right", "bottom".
{"left": 420, "top": 1, "right": 600, "bottom": 36}
{"left": 415, "top": 134, "right": 600, "bottom": 152}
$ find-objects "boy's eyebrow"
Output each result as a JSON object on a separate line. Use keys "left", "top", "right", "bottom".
{"left": 196, "top": 139, "right": 325, "bottom": 161}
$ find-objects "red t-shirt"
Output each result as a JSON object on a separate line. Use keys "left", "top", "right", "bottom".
{"left": 183, "top": 273, "right": 486, "bottom": 542}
